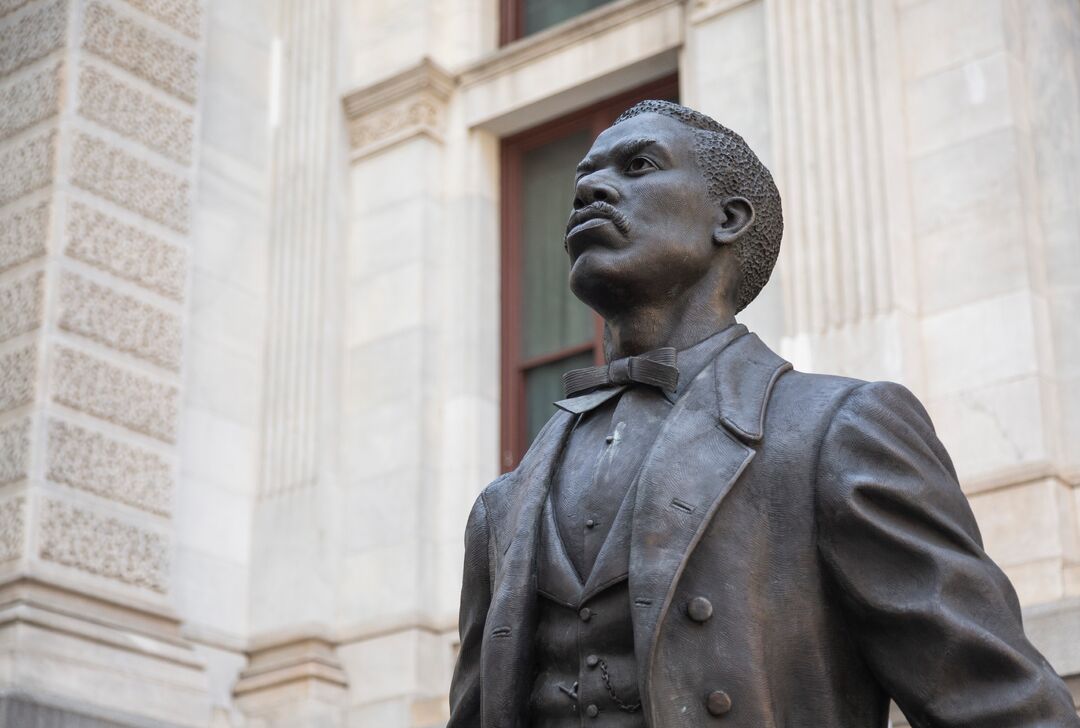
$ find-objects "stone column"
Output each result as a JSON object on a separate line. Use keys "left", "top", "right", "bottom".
{"left": 0, "top": 0, "right": 209, "bottom": 724}
{"left": 234, "top": 0, "right": 349, "bottom": 723}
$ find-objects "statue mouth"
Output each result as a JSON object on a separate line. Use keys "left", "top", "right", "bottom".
{"left": 565, "top": 202, "right": 630, "bottom": 247}
{"left": 566, "top": 216, "right": 613, "bottom": 239}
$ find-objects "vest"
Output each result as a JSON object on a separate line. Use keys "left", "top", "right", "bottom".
{"left": 528, "top": 485, "right": 645, "bottom": 728}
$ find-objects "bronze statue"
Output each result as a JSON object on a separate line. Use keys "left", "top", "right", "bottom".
{"left": 448, "top": 100, "right": 1078, "bottom": 726}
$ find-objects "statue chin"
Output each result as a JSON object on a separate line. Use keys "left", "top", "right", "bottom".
{"left": 568, "top": 254, "right": 639, "bottom": 319}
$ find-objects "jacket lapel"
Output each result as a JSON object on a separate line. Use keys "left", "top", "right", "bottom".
{"left": 482, "top": 410, "right": 574, "bottom": 728}
{"left": 628, "top": 332, "right": 791, "bottom": 719}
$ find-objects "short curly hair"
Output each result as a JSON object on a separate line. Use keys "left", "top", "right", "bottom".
{"left": 613, "top": 100, "right": 783, "bottom": 313}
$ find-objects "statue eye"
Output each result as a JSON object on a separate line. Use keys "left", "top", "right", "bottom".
{"left": 626, "top": 156, "right": 657, "bottom": 174}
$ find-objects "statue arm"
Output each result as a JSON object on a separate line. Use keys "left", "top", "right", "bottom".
{"left": 448, "top": 491, "right": 493, "bottom": 728}
{"left": 814, "top": 380, "right": 1077, "bottom": 727}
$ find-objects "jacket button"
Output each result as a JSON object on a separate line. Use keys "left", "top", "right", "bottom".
{"left": 585, "top": 704, "right": 599, "bottom": 718}
{"left": 579, "top": 607, "right": 592, "bottom": 622}
{"left": 688, "top": 596, "right": 713, "bottom": 622}
{"left": 706, "top": 690, "right": 732, "bottom": 716}
{"left": 586, "top": 654, "right": 599, "bottom": 667}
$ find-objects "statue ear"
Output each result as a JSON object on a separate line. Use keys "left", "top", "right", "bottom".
{"left": 712, "top": 196, "right": 755, "bottom": 246}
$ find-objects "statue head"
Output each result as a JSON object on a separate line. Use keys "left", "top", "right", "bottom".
{"left": 565, "top": 100, "right": 782, "bottom": 325}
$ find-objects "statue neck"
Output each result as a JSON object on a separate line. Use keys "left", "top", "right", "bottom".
{"left": 603, "top": 285, "right": 736, "bottom": 360}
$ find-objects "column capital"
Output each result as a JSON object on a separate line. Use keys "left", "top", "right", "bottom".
{"left": 342, "top": 57, "right": 455, "bottom": 161}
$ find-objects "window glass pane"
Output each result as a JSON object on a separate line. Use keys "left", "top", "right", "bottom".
{"left": 524, "top": 351, "right": 595, "bottom": 445}
{"left": 521, "top": 130, "right": 595, "bottom": 360}
{"left": 522, "top": 0, "right": 617, "bottom": 36}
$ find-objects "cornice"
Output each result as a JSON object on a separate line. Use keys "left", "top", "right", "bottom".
{"left": 458, "top": 0, "right": 683, "bottom": 87}
{"left": 341, "top": 57, "right": 455, "bottom": 161}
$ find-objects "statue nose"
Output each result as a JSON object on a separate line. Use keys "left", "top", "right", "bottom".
{"left": 573, "top": 174, "right": 620, "bottom": 209}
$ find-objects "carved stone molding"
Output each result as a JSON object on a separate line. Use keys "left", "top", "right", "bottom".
{"left": 342, "top": 57, "right": 454, "bottom": 160}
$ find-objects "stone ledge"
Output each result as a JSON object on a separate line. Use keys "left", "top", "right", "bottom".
{"left": 234, "top": 633, "right": 348, "bottom": 699}
{"left": 0, "top": 575, "right": 186, "bottom": 647}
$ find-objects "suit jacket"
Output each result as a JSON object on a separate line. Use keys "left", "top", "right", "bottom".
{"left": 448, "top": 329, "right": 1078, "bottom": 727}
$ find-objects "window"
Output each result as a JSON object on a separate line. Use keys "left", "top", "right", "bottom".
{"left": 500, "top": 0, "right": 619, "bottom": 44}
{"left": 500, "top": 75, "right": 679, "bottom": 470}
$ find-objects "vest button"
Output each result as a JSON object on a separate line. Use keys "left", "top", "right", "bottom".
{"left": 585, "top": 704, "right": 599, "bottom": 718}
{"left": 586, "top": 654, "right": 599, "bottom": 667}
{"left": 579, "top": 607, "right": 592, "bottom": 622}
{"left": 688, "top": 596, "right": 713, "bottom": 622}
{"left": 585, "top": 518, "right": 596, "bottom": 528}
{"left": 706, "top": 690, "right": 732, "bottom": 716}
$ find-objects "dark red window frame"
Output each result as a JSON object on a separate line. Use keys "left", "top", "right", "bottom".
{"left": 499, "top": 74, "right": 679, "bottom": 471}
{"left": 499, "top": 0, "right": 521, "bottom": 45}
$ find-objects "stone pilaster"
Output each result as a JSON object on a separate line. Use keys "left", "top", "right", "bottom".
{"left": 0, "top": 0, "right": 209, "bottom": 723}
{"left": 243, "top": 0, "right": 347, "bottom": 723}
{"left": 764, "top": 0, "right": 921, "bottom": 384}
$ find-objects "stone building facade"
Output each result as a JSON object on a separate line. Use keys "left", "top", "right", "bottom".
{"left": 0, "top": 0, "right": 1077, "bottom": 725}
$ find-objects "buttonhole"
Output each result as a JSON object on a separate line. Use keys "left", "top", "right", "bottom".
{"left": 670, "top": 498, "right": 695, "bottom": 514}
{"left": 491, "top": 626, "right": 511, "bottom": 638}
{"left": 633, "top": 598, "right": 653, "bottom": 608}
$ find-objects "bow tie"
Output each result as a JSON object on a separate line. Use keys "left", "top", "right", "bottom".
{"left": 562, "top": 348, "right": 680, "bottom": 398}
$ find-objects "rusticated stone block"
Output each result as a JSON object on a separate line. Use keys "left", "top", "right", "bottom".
{"left": 0, "top": 60, "right": 62, "bottom": 142}
{"left": 0, "top": 0, "right": 33, "bottom": 20}
{"left": 81, "top": 1, "right": 197, "bottom": 103}
{"left": 0, "top": 417, "right": 30, "bottom": 484}
{"left": 78, "top": 64, "right": 194, "bottom": 164}
{"left": 0, "top": 496, "right": 25, "bottom": 562}
{"left": 0, "top": 201, "right": 49, "bottom": 273}
{"left": 65, "top": 202, "right": 185, "bottom": 301}
{"left": 39, "top": 497, "right": 167, "bottom": 591}
{"left": 71, "top": 133, "right": 190, "bottom": 233}
{"left": 0, "top": 0, "right": 66, "bottom": 77}
{"left": 47, "top": 418, "right": 171, "bottom": 515}
{"left": 0, "top": 271, "right": 43, "bottom": 342}
{"left": 52, "top": 346, "right": 178, "bottom": 443}
{"left": 121, "top": 0, "right": 201, "bottom": 39}
{"left": 59, "top": 272, "right": 181, "bottom": 370}
{"left": 0, "top": 130, "right": 56, "bottom": 208}
{"left": 0, "top": 344, "right": 36, "bottom": 413}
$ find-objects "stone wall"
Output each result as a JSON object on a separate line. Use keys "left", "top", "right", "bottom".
{"left": 0, "top": 0, "right": 210, "bottom": 724}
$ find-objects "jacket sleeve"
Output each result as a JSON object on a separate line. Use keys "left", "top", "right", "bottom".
{"left": 447, "top": 491, "right": 493, "bottom": 728}
{"left": 814, "top": 381, "right": 1078, "bottom": 727}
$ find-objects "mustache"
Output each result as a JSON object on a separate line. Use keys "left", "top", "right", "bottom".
{"left": 565, "top": 201, "right": 630, "bottom": 238}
